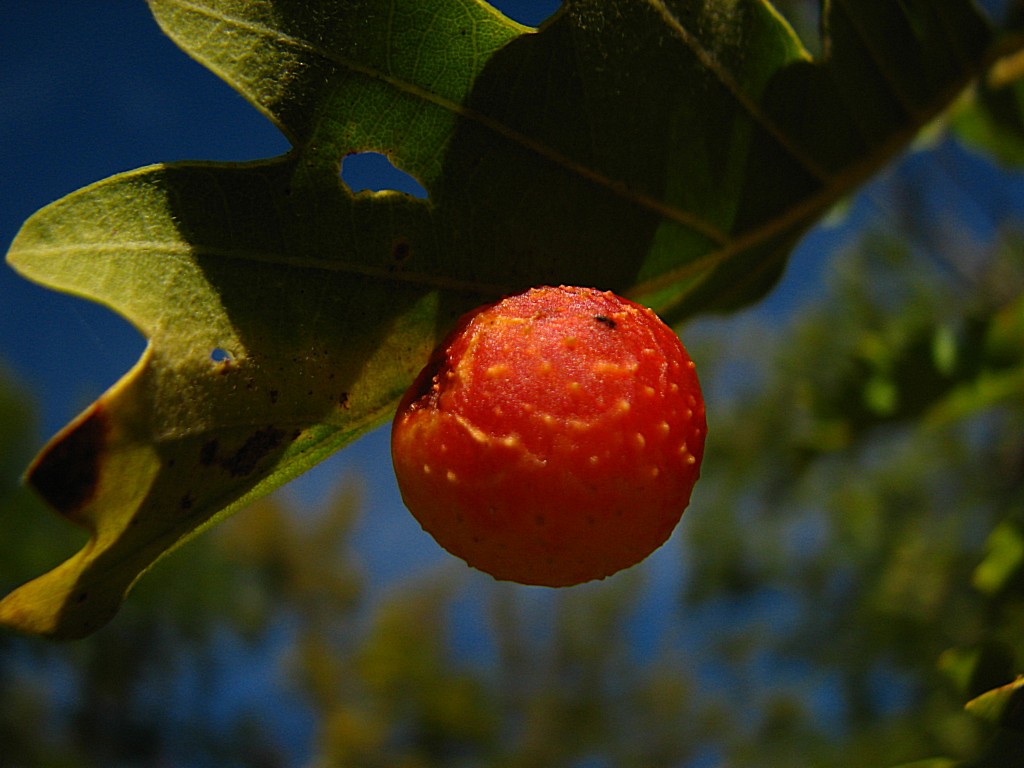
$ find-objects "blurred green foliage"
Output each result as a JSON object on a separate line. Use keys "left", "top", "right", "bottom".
{"left": 679, "top": 224, "right": 1024, "bottom": 767}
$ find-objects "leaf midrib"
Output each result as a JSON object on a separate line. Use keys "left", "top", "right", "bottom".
{"left": 11, "top": 240, "right": 514, "bottom": 298}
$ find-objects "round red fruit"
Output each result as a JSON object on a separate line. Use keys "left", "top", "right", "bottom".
{"left": 390, "top": 285, "right": 706, "bottom": 587}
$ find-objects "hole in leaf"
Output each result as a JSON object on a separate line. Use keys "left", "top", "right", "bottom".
{"left": 340, "top": 152, "right": 428, "bottom": 198}
{"left": 210, "top": 347, "right": 234, "bottom": 364}
{"left": 488, "top": 0, "right": 561, "bottom": 27}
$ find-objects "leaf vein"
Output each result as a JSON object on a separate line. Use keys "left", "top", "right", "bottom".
{"left": 14, "top": 242, "right": 513, "bottom": 299}
{"left": 644, "top": 0, "right": 831, "bottom": 184}
{"left": 829, "top": 0, "right": 928, "bottom": 124}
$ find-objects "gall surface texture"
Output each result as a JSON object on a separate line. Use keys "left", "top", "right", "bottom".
{"left": 391, "top": 285, "right": 706, "bottom": 586}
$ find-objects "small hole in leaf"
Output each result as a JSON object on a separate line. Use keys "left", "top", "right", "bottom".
{"left": 489, "top": 0, "right": 561, "bottom": 26}
{"left": 210, "top": 348, "right": 234, "bottom": 364}
{"left": 341, "top": 152, "right": 428, "bottom": 198}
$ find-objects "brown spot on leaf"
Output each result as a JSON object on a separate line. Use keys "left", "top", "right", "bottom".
{"left": 594, "top": 315, "right": 617, "bottom": 329}
{"left": 269, "top": 389, "right": 279, "bottom": 404}
{"left": 220, "top": 426, "right": 285, "bottom": 478}
{"left": 28, "top": 404, "right": 109, "bottom": 517}
{"left": 392, "top": 239, "right": 411, "bottom": 262}
{"left": 180, "top": 493, "right": 195, "bottom": 511}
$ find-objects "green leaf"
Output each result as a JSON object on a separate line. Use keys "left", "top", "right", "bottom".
{"left": 967, "top": 677, "right": 1024, "bottom": 732}
{"left": 940, "top": 645, "right": 1020, "bottom": 701}
{"left": 973, "top": 522, "right": 1024, "bottom": 596}
{"left": 903, "top": 670, "right": 1024, "bottom": 766}
{"left": 1, "top": 0, "right": 1000, "bottom": 638}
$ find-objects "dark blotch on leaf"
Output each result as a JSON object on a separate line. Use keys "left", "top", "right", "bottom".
{"left": 199, "top": 439, "right": 219, "bottom": 466}
{"left": 220, "top": 426, "right": 285, "bottom": 478}
{"left": 392, "top": 239, "right": 411, "bottom": 262}
{"left": 28, "top": 405, "right": 109, "bottom": 517}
